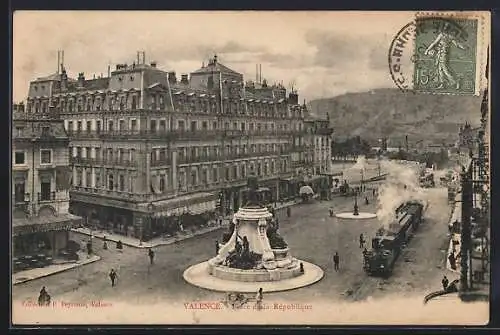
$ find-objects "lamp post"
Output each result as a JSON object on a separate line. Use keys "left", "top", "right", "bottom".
{"left": 353, "top": 191, "right": 359, "bottom": 216}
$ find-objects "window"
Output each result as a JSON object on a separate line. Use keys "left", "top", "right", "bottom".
{"left": 95, "top": 171, "right": 101, "bottom": 188}
{"left": 108, "top": 174, "right": 114, "bottom": 190}
{"left": 202, "top": 121, "right": 208, "bottom": 130}
{"left": 119, "top": 119, "right": 125, "bottom": 131}
{"left": 213, "top": 168, "right": 218, "bottom": 182}
{"left": 86, "top": 121, "right": 92, "bottom": 133}
{"left": 40, "top": 180, "right": 51, "bottom": 201}
{"left": 40, "top": 149, "right": 52, "bottom": 164}
{"left": 241, "top": 123, "right": 245, "bottom": 131}
{"left": 15, "top": 127, "right": 23, "bottom": 137}
{"left": 150, "top": 119, "right": 157, "bottom": 132}
{"left": 15, "top": 179, "right": 25, "bottom": 203}
{"left": 119, "top": 175, "right": 125, "bottom": 191}
{"left": 14, "top": 151, "right": 25, "bottom": 165}
{"left": 130, "top": 149, "right": 136, "bottom": 161}
{"left": 178, "top": 120, "right": 185, "bottom": 130}
{"left": 190, "top": 121, "right": 197, "bottom": 132}
{"left": 159, "top": 176, "right": 165, "bottom": 193}
{"left": 159, "top": 120, "right": 166, "bottom": 132}
{"left": 77, "top": 121, "right": 82, "bottom": 132}
{"left": 131, "top": 96, "right": 137, "bottom": 110}
{"left": 191, "top": 170, "right": 197, "bottom": 185}
{"left": 213, "top": 121, "right": 217, "bottom": 130}
{"left": 159, "top": 149, "right": 166, "bottom": 161}
{"left": 202, "top": 170, "right": 207, "bottom": 185}
{"left": 86, "top": 169, "right": 92, "bottom": 187}
{"left": 129, "top": 176, "right": 134, "bottom": 193}
{"left": 130, "top": 119, "right": 137, "bottom": 132}
{"left": 108, "top": 120, "right": 114, "bottom": 132}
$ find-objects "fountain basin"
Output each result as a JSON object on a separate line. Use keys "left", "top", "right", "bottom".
{"left": 184, "top": 260, "right": 324, "bottom": 293}
{"left": 208, "top": 261, "right": 301, "bottom": 282}
{"left": 272, "top": 247, "right": 289, "bottom": 260}
{"left": 335, "top": 212, "right": 377, "bottom": 219}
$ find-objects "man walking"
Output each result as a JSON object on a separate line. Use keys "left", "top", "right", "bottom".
{"left": 359, "top": 234, "right": 365, "bottom": 249}
{"left": 109, "top": 269, "right": 117, "bottom": 287}
{"left": 148, "top": 248, "right": 155, "bottom": 265}
{"left": 333, "top": 252, "right": 340, "bottom": 272}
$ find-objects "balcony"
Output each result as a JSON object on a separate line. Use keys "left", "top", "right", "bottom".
{"left": 38, "top": 191, "right": 56, "bottom": 203}
{"left": 70, "top": 156, "right": 138, "bottom": 168}
{"left": 150, "top": 158, "right": 172, "bottom": 167}
{"left": 67, "top": 129, "right": 308, "bottom": 141}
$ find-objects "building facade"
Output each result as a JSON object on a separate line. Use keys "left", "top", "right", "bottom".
{"left": 303, "top": 114, "right": 333, "bottom": 198}
{"left": 24, "top": 54, "right": 307, "bottom": 241}
{"left": 12, "top": 103, "right": 81, "bottom": 266}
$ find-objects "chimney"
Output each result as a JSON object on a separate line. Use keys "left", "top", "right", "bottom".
{"left": 77, "top": 72, "right": 85, "bottom": 87}
{"left": 61, "top": 67, "right": 68, "bottom": 91}
{"left": 150, "top": 61, "right": 157, "bottom": 68}
{"left": 288, "top": 91, "right": 299, "bottom": 105}
{"left": 181, "top": 74, "right": 189, "bottom": 85}
{"left": 168, "top": 72, "right": 177, "bottom": 84}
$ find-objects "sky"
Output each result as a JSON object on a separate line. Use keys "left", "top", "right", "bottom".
{"left": 12, "top": 11, "right": 436, "bottom": 103}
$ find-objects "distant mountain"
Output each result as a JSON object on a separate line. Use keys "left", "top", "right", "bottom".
{"left": 308, "top": 88, "right": 483, "bottom": 145}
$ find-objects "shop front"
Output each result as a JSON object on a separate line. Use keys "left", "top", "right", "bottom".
{"left": 136, "top": 192, "right": 218, "bottom": 241}
{"left": 13, "top": 213, "right": 82, "bottom": 273}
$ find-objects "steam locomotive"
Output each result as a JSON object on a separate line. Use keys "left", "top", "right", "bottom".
{"left": 363, "top": 201, "right": 425, "bottom": 276}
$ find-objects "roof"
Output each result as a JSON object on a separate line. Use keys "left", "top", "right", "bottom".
{"left": 35, "top": 72, "right": 61, "bottom": 81}
{"left": 12, "top": 118, "right": 69, "bottom": 141}
{"left": 192, "top": 61, "right": 241, "bottom": 76}
{"left": 84, "top": 77, "right": 110, "bottom": 90}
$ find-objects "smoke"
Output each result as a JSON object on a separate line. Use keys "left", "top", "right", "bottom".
{"left": 376, "top": 160, "right": 449, "bottom": 227}
{"left": 351, "top": 155, "right": 367, "bottom": 170}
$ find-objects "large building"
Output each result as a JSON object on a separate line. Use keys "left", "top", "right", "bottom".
{"left": 24, "top": 53, "right": 308, "bottom": 241}
{"left": 303, "top": 113, "right": 333, "bottom": 198}
{"left": 12, "top": 103, "right": 81, "bottom": 267}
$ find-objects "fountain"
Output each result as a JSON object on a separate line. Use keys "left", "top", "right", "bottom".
{"left": 183, "top": 177, "right": 324, "bottom": 292}
{"left": 335, "top": 191, "right": 377, "bottom": 220}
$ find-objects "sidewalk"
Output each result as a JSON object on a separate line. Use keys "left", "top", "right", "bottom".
{"left": 72, "top": 198, "right": 302, "bottom": 249}
{"left": 13, "top": 252, "right": 101, "bottom": 285}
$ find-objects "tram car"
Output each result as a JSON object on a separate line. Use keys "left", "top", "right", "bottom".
{"left": 363, "top": 201, "right": 425, "bottom": 276}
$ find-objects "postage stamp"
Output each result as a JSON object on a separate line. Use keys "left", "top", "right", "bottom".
{"left": 413, "top": 16, "right": 478, "bottom": 95}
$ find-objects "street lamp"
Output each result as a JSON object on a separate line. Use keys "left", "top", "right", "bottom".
{"left": 353, "top": 190, "right": 359, "bottom": 216}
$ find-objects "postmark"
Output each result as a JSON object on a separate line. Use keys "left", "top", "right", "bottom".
{"left": 389, "top": 14, "right": 484, "bottom": 96}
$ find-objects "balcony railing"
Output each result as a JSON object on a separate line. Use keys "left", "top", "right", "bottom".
{"left": 70, "top": 156, "right": 138, "bottom": 167}
{"left": 67, "top": 129, "right": 307, "bottom": 141}
{"left": 38, "top": 191, "right": 56, "bottom": 203}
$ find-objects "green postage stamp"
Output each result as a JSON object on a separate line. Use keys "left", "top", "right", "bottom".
{"left": 413, "top": 16, "right": 479, "bottom": 95}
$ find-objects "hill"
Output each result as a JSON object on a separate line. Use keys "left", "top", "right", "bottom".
{"left": 308, "top": 88, "right": 483, "bottom": 145}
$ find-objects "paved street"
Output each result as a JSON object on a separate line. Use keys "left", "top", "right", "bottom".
{"left": 12, "top": 189, "right": 451, "bottom": 307}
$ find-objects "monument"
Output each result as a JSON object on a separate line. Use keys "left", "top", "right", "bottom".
{"left": 183, "top": 176, "right": 324, "bottom": 292}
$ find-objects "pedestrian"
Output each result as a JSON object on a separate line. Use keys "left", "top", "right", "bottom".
{"left": 365, "top": 196, "right": 369, "bottom": 205}
{"left": 329, "top": 208, "right": 334, "bottom": 217}
{"left": 255, "top": 287, "right": 263, "bottom": 310}
{"left": 86, "top": 240, "right": 92, "bottom": 256}
{"left": 109, "top": 269, "right": 117, "bottom": 287}
{"left": 448, "top": 252, "right": 457, "bottom": 270}
{"left": 148, "top": 248, "right": 155, "bottom": 265}
{"left": 300, "top": 262, "right": 304, "bottom": 273}
{"left": 286, "top": 207, "right": 291, "bottom": 218}
{"left": 333, "top": 252, "right": 340, "bottom": 271}
{"left": 359, "top": 234, "right": 365, "bottom": 249}
{"left": 442, "top": 275, "right": 449, "bottom": 291}
{"left": 215, "top": 240, "right": 220, "bottom": 255}
{"left": 219, "top": 218, "right": 223, "bottom": 226}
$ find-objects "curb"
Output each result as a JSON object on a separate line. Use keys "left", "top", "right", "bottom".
{"left": 13, "top": 255, "right": 101, "bottom": 285}
{"left": 72, "top": 201, "right": 302, "bottom": 249}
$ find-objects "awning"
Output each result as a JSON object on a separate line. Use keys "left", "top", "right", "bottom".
{"left": 13, "top": 213, "right": 83, "bottom": 236}
{"left": 142, "top": 192, "right": 217, "bottom": 217}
